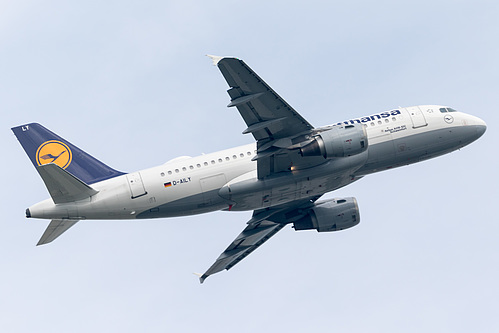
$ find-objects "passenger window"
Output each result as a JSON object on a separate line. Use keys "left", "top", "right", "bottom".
{"left": 240, "top": 153, "right": 244, "bottom": 158}
{"left": 204, "top": 162, "right": 208, "bottom": 166}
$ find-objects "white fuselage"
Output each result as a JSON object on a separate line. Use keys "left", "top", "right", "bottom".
{"left": 28, "top": 105, "right": 486, "bottom": 221}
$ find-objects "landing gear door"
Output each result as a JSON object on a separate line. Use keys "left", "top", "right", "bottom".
{"left": 126, "top": 172, "right": 147, "bottom": 199}
{"left": 407, "top": 106, "right": 428, "bottom": 128}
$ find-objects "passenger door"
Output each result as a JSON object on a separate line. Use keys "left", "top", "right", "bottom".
{"left": 406, "top": 106, "right": 428, "bottom": 128}
{"left": 126, "top": 172, "right": 147, "bottom": 199}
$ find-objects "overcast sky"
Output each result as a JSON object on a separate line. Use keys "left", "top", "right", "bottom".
{"left": 2, "top": 1, "right": 498, "bottom": 332}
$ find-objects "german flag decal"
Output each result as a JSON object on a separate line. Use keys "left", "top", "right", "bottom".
{"left": 164, "top": 182, "right": 172, "bottom": 188}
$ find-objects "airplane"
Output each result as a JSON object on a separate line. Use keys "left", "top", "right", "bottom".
{"left": 12, "top": 56, "right": 486, "bottom": 283}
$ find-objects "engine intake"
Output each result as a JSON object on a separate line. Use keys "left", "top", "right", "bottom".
{"left": 293, "top": 198, "right": 360, "bottom": 232}
{"left": 300, "top": 124, "right": 368, "bottom": 158}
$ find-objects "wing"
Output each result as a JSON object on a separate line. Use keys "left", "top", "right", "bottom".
{"left": 213, "top": 56, "right": 313, "bottom": 142}
{"left": 199, "top": 220, "right": 285, "bottom": 283}
{"left": 211, "top": 56, "right": 326, "bottom": 178}
{"left": 199, "top": 197, "right": 320, "bottom": 283}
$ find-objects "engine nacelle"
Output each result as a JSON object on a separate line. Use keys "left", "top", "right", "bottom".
{"left": 293, "top": 198, "right": 360, "bottom": 232}
{"left": 300, "top": 124, "right": 368, "bottom": 158}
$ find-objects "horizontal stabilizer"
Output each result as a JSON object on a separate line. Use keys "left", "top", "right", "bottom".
{"left": 37, "top": 219, "right": 79, "bottom": 245}
{"left": 37, "top": 163, "right": 99, "bottom": 204}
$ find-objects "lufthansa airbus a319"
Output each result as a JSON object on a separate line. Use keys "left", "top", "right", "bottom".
{"left": 12, "top": 56, "right": 486, "bottom": 283}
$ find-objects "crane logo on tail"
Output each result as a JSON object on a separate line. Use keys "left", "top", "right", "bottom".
{"left": 36, "top": 140, "right": 72, "bottom": 169}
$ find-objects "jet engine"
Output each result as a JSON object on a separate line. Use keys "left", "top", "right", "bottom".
{"left": 300, "top": 124, "right": 368, "bottom": 158}
{"left": 293, "top": 198, "right": 360, "bottom": 232}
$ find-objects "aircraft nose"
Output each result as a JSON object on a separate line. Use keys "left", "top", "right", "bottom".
{"left": 464, "top": 114, "right": 486, "bottom": 140}
{"left": 475, "top": 118, "right": 487, "bottom": 138}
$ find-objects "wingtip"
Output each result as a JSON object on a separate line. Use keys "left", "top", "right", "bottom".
{"left": 193, "top": 272, "right": 207, "bottom": 284}
{"left": 206, "top": 54, "right": 223, "bottom": 66}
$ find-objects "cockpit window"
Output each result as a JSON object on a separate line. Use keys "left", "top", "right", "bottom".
{"left": 439, "top": 107, "right": 458, "bottom": 113}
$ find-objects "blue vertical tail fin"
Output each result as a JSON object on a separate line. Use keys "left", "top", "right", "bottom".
{"left": 12, "top": 123, "right": 125, "bottom": 184}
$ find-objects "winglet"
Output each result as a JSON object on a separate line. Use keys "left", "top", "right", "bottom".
{"left": 206, "top": 54, "right": 224, "bottom": 66}
{"left": 193, "top": 272, "right": 206, "bottom": 284}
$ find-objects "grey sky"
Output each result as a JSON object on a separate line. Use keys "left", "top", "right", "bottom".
{"left": 2, "top": 1, "right": 498, "bottom": 332}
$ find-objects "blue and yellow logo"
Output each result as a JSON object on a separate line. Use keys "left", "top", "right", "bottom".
{"left": 36, "top": 140, "right": 72, "bottom": 169}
